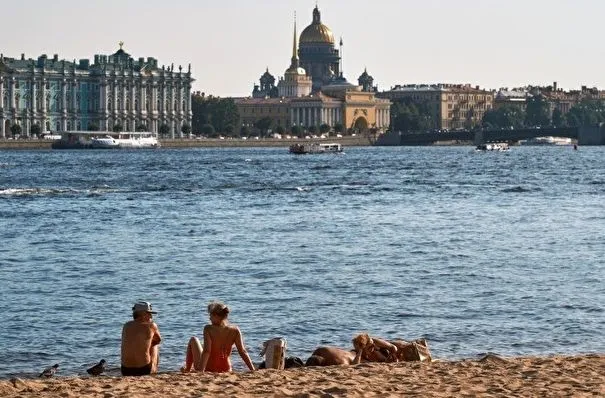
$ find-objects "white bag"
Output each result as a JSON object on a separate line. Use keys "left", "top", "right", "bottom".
{"left": 260, "top": 338, "right": 287, "bottom": 369}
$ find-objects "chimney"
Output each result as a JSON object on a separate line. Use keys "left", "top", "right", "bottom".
{"left": 553, "top": 81, "right": 557, "bottom": 91}
{"left": 21, "top": 53, "right": 25, "bottom": 60}
{"left": 53, "top": 54, "right": 58, "bottom": 62}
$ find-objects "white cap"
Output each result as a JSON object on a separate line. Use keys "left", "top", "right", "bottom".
{"left": 132, "top": 301, "right": 157, "bottom": 314}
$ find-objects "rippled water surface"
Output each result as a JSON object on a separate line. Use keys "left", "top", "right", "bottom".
{"left": 0, "top": 146, "right": 603, "bottom": 377}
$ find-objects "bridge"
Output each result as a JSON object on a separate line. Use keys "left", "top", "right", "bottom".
{"left": 374, "top": 125, "right": 605, "bottom": 146}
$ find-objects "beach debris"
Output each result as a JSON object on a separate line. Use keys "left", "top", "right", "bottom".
{"left": 39, "top": 364, "right": 59, "bottom": 378}
{"left": 477, "top": 352, "right": 508, "bottom": 363}
{"left": 87, "top": 359, "right": 107, "bottom": 376}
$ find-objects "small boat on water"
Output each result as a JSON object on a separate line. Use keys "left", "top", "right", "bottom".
{"left": 519, "top": 136, "right": 573, "bottom": 146}
{"left": 289, "top": 142, "right": 343, "bottom": 154}
{"left": 52, "top": 131, "right": 160, "bottom": 149}
{"left": 475, "top": 143, "right": 509, "bottom": 152}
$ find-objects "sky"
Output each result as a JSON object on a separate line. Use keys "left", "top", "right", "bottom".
{"left": 1, "top": 0, "right": 604, "bottom": 97}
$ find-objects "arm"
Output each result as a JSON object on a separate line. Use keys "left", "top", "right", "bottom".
{"left": 372, "top": 337, "right": 397, "bottom": 353}
{"left": 234, "top": 327, "right": 255, "bottom": 371}
{"left": 151, "top": 323, "right": 162, "bottom": 347}
{"left": 199, "top": 326, "right": 212, "bottom": 372}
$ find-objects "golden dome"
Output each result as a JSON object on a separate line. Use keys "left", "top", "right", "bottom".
{"left": 299, "top": 6, "right": 334, "bottom": 45}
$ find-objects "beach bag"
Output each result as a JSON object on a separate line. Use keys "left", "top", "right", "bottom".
{"left": 392, "top": 339, "right": 433, "bottom": 362}
{"left": 260, "top": 338, "right": 287, "bottom": 369}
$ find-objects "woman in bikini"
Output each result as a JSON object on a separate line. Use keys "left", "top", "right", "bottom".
{"left": 181, "top": 302, "right": 255, "bottom": 373}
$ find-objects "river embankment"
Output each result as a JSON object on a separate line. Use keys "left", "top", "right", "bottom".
{"left": 0, "top": 135, "right": 372, "bottom": 150}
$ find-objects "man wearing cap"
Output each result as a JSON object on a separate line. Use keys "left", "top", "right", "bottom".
{"left": 121, "top": 301, "right": 162, "bottom": 376}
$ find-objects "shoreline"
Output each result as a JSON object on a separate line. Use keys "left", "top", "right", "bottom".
{"left": 0, "top": 136, "right": 373, "bottom": 150}
{"left": 1, "top": 354, "right": 602, "bottom": 397}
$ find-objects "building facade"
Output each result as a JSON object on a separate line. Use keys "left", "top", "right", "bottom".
{"left": 0, "top": 44, "right": 193, "bottom": 138}
{"left": 379, "top": 84, "right": 493, "bottom": 130}
{"left": 236, "top": 6, "right": 390, "bottom": 134}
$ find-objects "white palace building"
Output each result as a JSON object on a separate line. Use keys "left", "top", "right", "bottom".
{"left": 0, "top": 43, "right": 193, "bottom": 138}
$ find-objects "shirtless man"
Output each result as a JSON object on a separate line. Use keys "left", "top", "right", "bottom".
{"left": 121, "top": 301, "right": 162, "bottom": 376}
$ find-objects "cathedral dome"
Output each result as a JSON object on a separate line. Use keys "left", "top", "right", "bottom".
{"left": 300, "top": 6, "right": 334, "bottom": 45}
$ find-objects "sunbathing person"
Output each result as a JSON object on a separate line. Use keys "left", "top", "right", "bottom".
{"left": 121, "top": 301, "right": 162, "bottom": 376}
{"left": 352, "top": 334, "right": 399, "bottom": 363}
{"left": 305, "top": 334, "right": 375, "bottom": 366}
{"left": 182, "top": 302, "right": 255, "bottom": 373}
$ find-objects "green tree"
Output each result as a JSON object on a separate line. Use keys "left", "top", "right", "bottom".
{"left": 113, "top": 123, "right": 123, "bottom": 133}
{"left": 136, "top": 124, "right": 148, "bottom": 132}
{"left": 333, "top": 123, "right": 344, "bottom": 134}
{"left": 291, "top": 125, "right": 303, "bottom": 137}
{"left": 552, "top": 108, "right": 564, "bottom": 127}
{"left": 191, "top": 93, "right": 240, "bottom": 134}
{"left": 308, "top": 125, "right": 318, "bottom": 134}
{"left": 88, "top": 122, "right": 99, "bottom": 131}
{"left": 10, "top": 124, "right": 22, "bottom": 138}
{"left": 181, "top": 124, "right": 192, "bottom": 137}
{"left": 159, "top": 123, "right": 171, "bottom": 138}
{"left": 202, "top": 123, "right": 216, "bottom": 137}
{"left": 30, "top": 123, "right": 42, "bottom": 137}
{"left": 240, "top": 125, "right": 250, "bottom": 137}
{"left": 319, "top": 123, "right": 331, "bottom": 135}
{"left": 254, "top": 117, "right": 273, "bottom": 138}
{"left": 565, "top": 100, "right": 605, "bottom": 127}
{"left": 482, "top": 105, "right": 525, "bottom": 129}
{"left": 224, "top": 125, "right": 235, "bottom": 136}
{"left": 274, "top": 125, "right": 285, "bottom": 135}
{"left": 525, "top": 95, "right": 551, "bottom": 127}
{"left": 390, "top": 98, "right": 437, "bottom": 132}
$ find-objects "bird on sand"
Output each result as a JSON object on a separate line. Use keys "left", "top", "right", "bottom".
{"left": 86, "top": 359, "right": 107, "bottom": 376}
{"left": 40, "top": 364, "right": 59, "bottom": 378}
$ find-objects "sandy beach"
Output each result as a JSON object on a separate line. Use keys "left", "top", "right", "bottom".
{"left": 1, "top": 355, "right": 602, "bottom": 397}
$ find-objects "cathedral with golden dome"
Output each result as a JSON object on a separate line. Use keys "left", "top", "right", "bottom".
{"left": 237, "top": 6, "right": 390, "bottom": 135}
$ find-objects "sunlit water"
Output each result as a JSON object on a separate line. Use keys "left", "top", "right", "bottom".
{"left": 0, "top": 145, "right": 603, "bottom": 378}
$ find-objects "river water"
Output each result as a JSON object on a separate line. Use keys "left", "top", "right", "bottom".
{"left": 0, "top": 145, "right": 603, "bottom": 377}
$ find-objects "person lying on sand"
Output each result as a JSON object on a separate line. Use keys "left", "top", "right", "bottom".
{"left": 181, "top": 302, "right": 255, "bottom": 373}
{"left": 305, "top": 334, "right": 375, "bottom": 366}
{"left": 351, "top": 334, "right": 403, "bottom": 363}
{"left": 121, "top": 301, "right": 162, "bottom": 376}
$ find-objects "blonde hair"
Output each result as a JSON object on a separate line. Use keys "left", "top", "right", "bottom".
{"left": 352, "top": 333, "right": 373, "bottom": 351}
{"left": 207, "top": 301, "right": 230, "bottom": 318}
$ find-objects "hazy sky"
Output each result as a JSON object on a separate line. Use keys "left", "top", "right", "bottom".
{"left": 2, "top": 0, "right": 603, "bottom": 96}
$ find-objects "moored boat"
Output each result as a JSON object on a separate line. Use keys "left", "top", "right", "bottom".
{"left": 52, "top": 131, "right": 160, "bottom": 149}
{"left": 289, "top": 142, "right": 343, "bottom": 154}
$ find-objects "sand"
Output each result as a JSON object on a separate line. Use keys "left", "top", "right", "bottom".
{"left": 0, "top": 355, "right": 602, "bottom": 397}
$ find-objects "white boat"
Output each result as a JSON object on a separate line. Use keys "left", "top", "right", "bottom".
{"left": 476, "top": 143, "right": 509, "bottom": 152}
{"left": 52, "top": 131, "right": 160, "bottom": 149}
{"left": 519, "top": 136, "right": 573, "bottom": 146}
{"left": 289, "top": 142, "right": 343, "bottom": 154}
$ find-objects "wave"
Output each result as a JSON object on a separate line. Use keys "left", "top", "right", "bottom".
{"left": 0, "top": 186, "right": 119, "bottom": 197}
{"left": 501, "top": 186, "right": 536, "bottom": 193}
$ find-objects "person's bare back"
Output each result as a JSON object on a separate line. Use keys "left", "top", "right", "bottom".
{"left": 121, "top": 302, "right": 162, "bottom": 375}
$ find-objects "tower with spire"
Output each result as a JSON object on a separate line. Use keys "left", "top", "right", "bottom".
{"left": 277, "top": 15, "right": 312, "bottom": 97}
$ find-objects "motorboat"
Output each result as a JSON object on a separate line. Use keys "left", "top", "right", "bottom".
{"left": 475, "top": 143, "right": 509, "bottom": 152}
{"left": 289, "top": 142, "right": 343, "bottom": 154}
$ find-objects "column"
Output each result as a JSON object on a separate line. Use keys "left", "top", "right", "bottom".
{"left": 9, "top": 78, "right": 15, "bottom": 109}
{"left": 0, "top": 77, "right": 4, "bottom": 109}
{"left": 0, "top": 116, "right": 4, "bottom": 139}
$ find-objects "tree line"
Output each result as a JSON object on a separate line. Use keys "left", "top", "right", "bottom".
{"left": 483, "top": 95, "right": 605, "bottom": 130}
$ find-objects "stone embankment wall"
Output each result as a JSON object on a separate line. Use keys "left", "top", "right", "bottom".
{"left": 0, "top": 136, "right": 372, "bottom": 150}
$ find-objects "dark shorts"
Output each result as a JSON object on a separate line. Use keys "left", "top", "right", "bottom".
{"left": 121, "top": 363, "right": 152, "bottom": 376}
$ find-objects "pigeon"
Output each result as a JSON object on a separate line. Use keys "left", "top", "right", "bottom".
{"left": 86, "top": 359, "right": 106, "bottom": 376}
{"left": 40, "top": 364, "right": 59, "bottom": 378}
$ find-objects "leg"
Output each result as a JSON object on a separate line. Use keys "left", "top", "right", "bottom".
{"left": 183, "top": 336, "right": 204, "bottom": 372}
{"left": 150, "top": 345, "right": 160, "bottom": 373}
